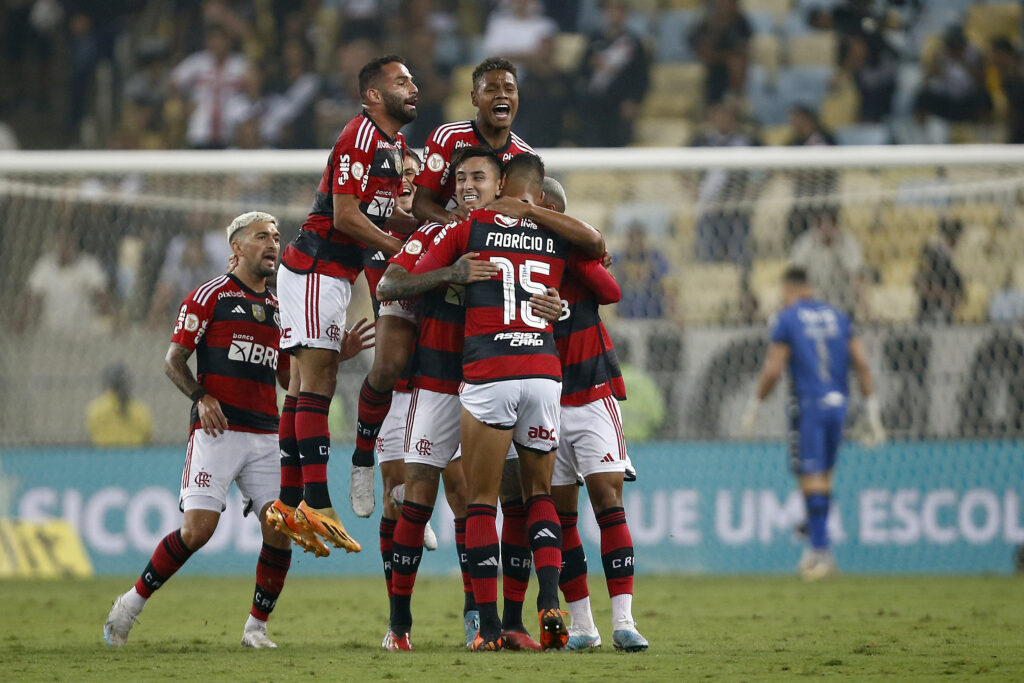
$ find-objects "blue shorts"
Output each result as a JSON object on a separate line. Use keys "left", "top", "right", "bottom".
{"left": 787, "top": 398, "right": 846, "bottom": 475}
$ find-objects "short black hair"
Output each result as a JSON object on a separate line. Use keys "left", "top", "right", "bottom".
{"left": 472, "top": 57, "right": 518, "bottom": 86}
{"left": 452, "top": 145, "right": 503, "bottom": 177}
{"left": 404, "top": 147, "right": 423, "bottom": 169}
{"left": 358, "top": 55, "right": 405, "bottom": 97}
{"left": 782, "top": 265, "right": 809, "bottom": 285}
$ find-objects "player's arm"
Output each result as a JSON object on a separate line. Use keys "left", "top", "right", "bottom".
{"left": 376, "top": 253, "right": 498, "bottom": 302}
{"left": 334, "top": 194, "right": 403, "bottom": 256}
{"left": 164, "top": 342, "right": 228, "bottom": 436}
{"left": 486, "top": 196, "right": 605, "bottom": 258}
{"left": 411, "top": 185, "right": 464, "bottom": 225}
{"left": 568, "top": 252, "right": 622, "bottom": 304}
{"left": 850, "top": 335, "right": 886, "bottom": 446}
{"left": 383, "top": 206, "right": 420, "bottom": 235}
{"left": 740, "top": 342, "right": 790, "bottom": 436}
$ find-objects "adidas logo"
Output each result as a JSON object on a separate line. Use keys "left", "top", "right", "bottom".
{"left": 381, "top": 158, "right": 390, "bottom": 169}
{"left": 232, "top": 305, "right": 245, "bottom": 314}
{"left": 600, "top": 453, "right": 616, "bottom": 463}
{"left": 477, "top": 556, "right": 499, "bottom": 567}
{"left": 534, "top": 528, "right": 557, "bottom": 541}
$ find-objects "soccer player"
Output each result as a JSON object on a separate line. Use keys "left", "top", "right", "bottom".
{"left": 102, "top": 212, "right": 364, "bottom": 649}
{"left": 269, "top": 55, "right": 418, "bottom": 552}
{"left": 350, "top": 55, "right": 535, "bottom": 515}
{"left": 741, "top": 265, "right": 886, "bottom": 580}
{"left": 385, "top": 154, "right": 607, "bottom": 651}
{"left": 542, "top": 178, "right": 649, "bottom": 653}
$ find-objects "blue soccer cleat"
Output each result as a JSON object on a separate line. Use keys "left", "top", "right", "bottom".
{"left": 463, "top": 610, "right": 480, "bottom": 648}
{"left": 612, "top": 627, "right": 649, "bottom": 652}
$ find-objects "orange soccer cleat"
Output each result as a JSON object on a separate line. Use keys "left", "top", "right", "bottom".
{"left": 295, "top": 501, "right": 362, "bottom": 553}
{"left": 470, "top": 633, "right": 502, "bottom": 652}
{"left": 538, "top": 608, "right": 569, "bottom": 651}
{"left": 265, "top": 499, "right": 329, "bottom": 557}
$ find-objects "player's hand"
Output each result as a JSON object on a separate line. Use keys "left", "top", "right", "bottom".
{"left": 530, "top": 286, "right": 564, "bottom": 323}
{"left": 340, "top": 317, "right": 375, "bottom": 361}
{"left": 484, "top": 196, "right": 532, "bottom": 218}
{"left": 197, "top": 394, "right": 229, "bottom": 436}
{"left": 862, "top": 395, "right": 887, "bottom": 448}
{"left": 739, "top": 397, "right": 760, "bottom": 437}
{"left": 447, "top": 252, "right": 499, "bottom": 284}
{"left": 601, "top": 250, "right": 613, "bottom": 268}
{"left": 449, "top": 206, "right": 470, "bottom": 221}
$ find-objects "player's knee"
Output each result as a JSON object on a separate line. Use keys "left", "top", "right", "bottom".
{"left": 368, "top": 359, "right": 403, "bottom": 391}
{"left": 181, "top": 520, "right": 217, "bottom": 550}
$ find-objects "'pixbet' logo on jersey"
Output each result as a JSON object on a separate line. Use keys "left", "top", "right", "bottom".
{"left": 494, "top": 331, "right": 544, "bottom": 347}
{"left": 228, "top": 334, "right": 279, "bottom": 369}
{"left": 527, "top": 426, "right": 556, "bottom": 441}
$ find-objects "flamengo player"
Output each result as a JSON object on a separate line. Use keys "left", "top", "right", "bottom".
{"left": 104, "top": 213, "right": 292, "bottom": 649}
{"left": 542, "top": 178, "right": 649, "bottom": 653}
{"left": 393, "top": 154, "right": 608, "bottom": 650}
{"left": 268, "top": 55, "right": 418, "bottom": 552}
{"left": 348, "top": 55, "right": 534, "bottom": 513}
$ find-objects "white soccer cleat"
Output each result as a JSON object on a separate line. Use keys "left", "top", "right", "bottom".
{"left": 103, "top": 594, "right": 140, "bottom": 648}
{"left": 566, "top": 624, "right": 602, "bottom": 650}
{"left": 241, "top": 627, "right": 278, "bottom": 648}
{"left": 799, "top": 549, "right": 838, "bottom": 582}
{"left": 423, "top": 521, "right": 438, "bottom": 551}
{"left": 350, "top": 465, "right": 375, "bottom": 517}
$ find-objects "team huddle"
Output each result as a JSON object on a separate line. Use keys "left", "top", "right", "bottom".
{"left": 103, "top": 53, "right": 881, "bottom": 653}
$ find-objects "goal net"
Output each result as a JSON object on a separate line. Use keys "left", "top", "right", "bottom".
{"left": 1, "top": 146, "right": 1023, "bottom": 446}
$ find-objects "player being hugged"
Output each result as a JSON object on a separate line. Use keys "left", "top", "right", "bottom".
{"left": 268, "top": 55, "right": 418, "bottom": 554}
{"left": 742, "top": 265, "right": 885, "bottom": 580}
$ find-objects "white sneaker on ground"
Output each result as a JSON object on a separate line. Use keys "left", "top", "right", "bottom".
{"left": 423, "top": 521, "right": 438, "bottom": 551}
{"left": 241, "top": 627, "right": 278, "bottom": 648}
{"left": 350, "top": 465, "right": 375, "bottom": 517}
{"left": 103, "top": 594, "right": 140, "bottom": 648}
{"left": 799, "top": 548, "right": 838, "bottom": 581}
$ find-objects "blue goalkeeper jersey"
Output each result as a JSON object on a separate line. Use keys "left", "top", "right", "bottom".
{"left": 771, "top": 298, "right": 852, "bottom": 404}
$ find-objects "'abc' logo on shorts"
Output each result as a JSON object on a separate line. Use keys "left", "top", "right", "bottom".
{"left": 527, "top": 426, "right": 556, "bottom": 441}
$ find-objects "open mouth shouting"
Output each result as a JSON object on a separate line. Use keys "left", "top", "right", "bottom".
{"left": 492, "top": 103, "right": 511, "bottom": 121}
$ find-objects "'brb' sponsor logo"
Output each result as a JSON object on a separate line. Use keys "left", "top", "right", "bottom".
{"left": 228, "top": 339, "right": 279, "bottom": 368}
{"left": 527, "top": 426, "right": 556, "bottom": 441}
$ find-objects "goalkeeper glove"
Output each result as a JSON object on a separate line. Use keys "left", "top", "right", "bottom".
{"left": 863, "top": 395, "right": 886, "bottom": 448}
{"left": 740, "top": 397, "right": 761, "bottom": 437}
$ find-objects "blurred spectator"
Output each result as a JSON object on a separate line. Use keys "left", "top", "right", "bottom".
{"left": 692, "top": 103, "right": 758, "bottom": 266}
{"left": 67, "top": 1, "right": 127, "bottom": 140}
{"left": 517, "top": 34, "right": 571, "bottom": 147}
{"left": 335, "top": 0, "right": 386, "bottom": 42}
{"left": 400, "top": 27, "right": 452, "bottom": 148}
{"left": 888, "top": 101, "right": 951, "bottom": 145}
{"left": 614, "top": 223, "right": 670, "bottom": 319}
{"left": 790, "top": 208, "right": 865, "bottom": 317}
{"left": 147, "top": 220, "right": 231, "bottom": 328}
{"left": 317, "top": 39, "right": 378, "bottom": 144}
{"left": 916, "top": 26, "right": 992, "bottom": 123}
{"left": 21, "top": 228, "right": 112, "bottom": 335}
{"left": 989, "top": 38, "right": 1024, "bottom": 144}
{"left": 914, "top": 217, "right": 965, "bottom": 324}
{"left": 85, "top": 364, "right": 153, "bottom": 447}
{"left": 785, "top": 105, "right": 837, "bottom": 247}
{"left": 112, "top": 41, "right": 172, "bottom": 150}
{"left": 168, "top": 24, "right": 251, "bottom": 149}
{"left": 261, "top": 38, "right": 320, "bottom": 148}
{"left": 689, "top": 0, "right": 751, "bottom": 105}
{"left": 481, "top": 0, "right": 558, "bottom": 68}
{"left": 576, "top": 0, "right": 650, "bottom": 148}
{"left": 4, "top": 0, "right": 60, "bottom": 111}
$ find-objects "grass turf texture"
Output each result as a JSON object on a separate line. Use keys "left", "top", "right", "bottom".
{"left": 2, "top": 575, "right": 1022, "bottom": 681}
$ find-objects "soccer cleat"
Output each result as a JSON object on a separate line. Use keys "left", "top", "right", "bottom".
{"left": 382, "top": 630, "right": 413, "bottom": 651}
{"left": 423, "top": 521, "right": 438, "bottom": 551}
{"left": 103, "top": 594, "right": 140, "bottom": 648}
{"left": 566, "top": 625, "right": 602, "bottom": 650}
{"left": 241, "top": 627, "right": 278, "bottom": 649}
{"left": 265, "top": 499, "right": 330, "bottom": 557}
{"left": 624, "top": 454, "right": 637, "bottom": 482}
{"left": 538, "top": 608, "right": 569, "bottom": 650}
{"left": 470, "top": 633, "right": 502, "bottom": 651}
{"left": 501, "top": 629, "right": 543, "bottom": 651}
{"left": 799, "top": 549, "right": 838, "bottom": 582}
{"left": 350, "top": 465, "right": 375, "bottom": 517}
{"left": 390, "top": 483, "right": 406, "bottom": 506}
{"left": 612, "top": 627, "right": 649, "bottom": 652}
{"left": 296, "top": 501, "right": 361, "bottom": 552}
{"left": 463, "top": 610, "right": 480, "bottom": 648}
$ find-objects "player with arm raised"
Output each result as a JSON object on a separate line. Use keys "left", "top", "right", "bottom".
{"left": 542, "top": 178, "right": 649, "bottom": 653}
{"left": 268, "top": 55, "right": 417, "bottom": 553}
{"left": 741, "top": 265, "right": 885, "bottom": 580}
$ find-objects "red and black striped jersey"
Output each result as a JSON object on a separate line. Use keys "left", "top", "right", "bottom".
{"left": 171, "top": 274, "right": 281, "bottom": 434}
{"left": 415, "top": 120, "right": 534, "bottom": 208}
{"left": 281, "top": 111, "right": 405, "bottom": 282}
{"left": 412, "top": 209, "right": 572, "bottom": 383}
{"left": 388, "top": 221, "right": 466, "bottom": 395}
{"left": 554, "top": 270, "right": 627, "bottom": 406}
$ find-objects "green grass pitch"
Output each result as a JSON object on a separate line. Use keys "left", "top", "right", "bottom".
{"left": 3, "top": 575, "right": 1022, "bottom": 681}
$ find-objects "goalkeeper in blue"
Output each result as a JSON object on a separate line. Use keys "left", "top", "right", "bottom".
{"left": 742, "top": 265, "right": 885, "bottom": 580}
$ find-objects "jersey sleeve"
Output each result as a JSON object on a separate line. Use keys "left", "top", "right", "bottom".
{"left": 414, "top": 127, "right": 450, "bottom": 194}
{"left": 410, "top": 221, "right": 468, "bottom": 274}
{"left": 567, "top": 251, "right": 622, "bottom": 305}
{"left": 388, "top": 224, "right": 436, "bottom": 271}
{"left": 170, "top": 288, "right": 215, "bottom": 350}
{"left": 770, "top": 310, "right": 791, "bottom": 345}
{"left": 331, "top": 127, "right": 374, "bottom": 197}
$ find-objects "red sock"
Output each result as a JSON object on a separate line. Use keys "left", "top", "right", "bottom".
{"left": 296, "top": 392, "right": 331, "bottom": 508}
{"left": 558, "top": 512, "right": 589, "bottom": 602}
{"left": 379, "top": 517, "right": 396, "bottom": 598}
{"left": 466, "top": 503, "right": 500, "bottom": 638}
{"left": 597, "top": 506, "right": 634, "bottom": 597}
{"left": 500, "top": 499, "right": 530, "bottom": 604}
{"left": 391, "top": 501, "right": 432, "bottom": 597}
{"left": 134, "top": 529, "right": 193, "bottom": 598}
{"left": 526, "top": 495, "right": 562, "bottom": 610}
{"left": 279, "top": 395, "right": 302, "bottom": 507}
{"left": 251, "top": 543, "right": 291, "bottom": 620}
{"left": 353, "top": 378, "right": 393, "bottom": 465}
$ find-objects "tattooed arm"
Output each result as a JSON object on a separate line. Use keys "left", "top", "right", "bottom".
{"left": 165, "top": 342, "right": 228, "bottom": 436}
{"left": 376, "top": 252, "right": 499, "bottom": 302}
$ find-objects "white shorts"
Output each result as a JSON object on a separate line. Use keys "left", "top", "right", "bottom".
{"left": 376, "top": 390, "right": 411, "bottom": 464}
{"left": 404, "top": 388, "right": 461, "bottom": 468}
{"left": 180, "top": 429, "right": 279, "bottom": 515}
{"left": 277, "top": 266, "right": 351, "bottom": 352}
{"left": 460, "top": 378, "right": 561, "bottom": 453}
{"left": 552, "top": 397, "right": 628, "bottom": 486}
{"left": 378, "top": 297, "right": 419, "bottom": 324}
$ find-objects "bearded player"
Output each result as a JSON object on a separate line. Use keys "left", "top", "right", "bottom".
{"left": 542, "top": 178, "right": 649, "bottom": 653}
{"left": 267, "top": 56, "right": 418, "bottom": 554}
{"left": 348, "top": 55, "right": 535, "bottom": 515}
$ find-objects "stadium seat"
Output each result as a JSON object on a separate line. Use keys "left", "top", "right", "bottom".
{"left": 677, "top": 263, "right": 742, "bottom": 325}
{"left": 741, "top": 0, "right": 790, "bottom": 23}
{"left": 820, "top": 76, "right": 860, "bottom": 130}
{"left": 966, "top": 3, "right": 1022, "bottom": 46}
{"left": 746, "top": 66, "right": 788, "bottom": 125}
{"left": 949, "top": 202, "right": 1003, "bottom": 232}
{"left": 633, "top": 117, "right": 692, "bottom": 147}
{"left": 879, "top": 205, "right": 939, "bottom": 259}
{"left": 882, "top": 259, "right": 918, "bottom": 287}
{"left": 759, "top": 124, "right": 790, "bottom": 146}
{"left": 869, "top": 284, "right": 917, "bottom": 323}
{"left": 776, "top": 66, "right": 832, "bottom": 111}
{"left": 611, "top": 201, "right": 675, "bottom": 237}
{"left": 783, "top": 12, "right": 812, "bottom": 37}
{"left": 554, "top": 33, "right": 587, "bottom": 72}
{"left": 747, "top": 12, "right": 777, "bottom": 35}
{"left": 751, "top": 258, "right": 788, "bottom": 292}
{"left": 563, "top": 170, "right": 626, "bottom": 203}
{"left": 655, "top": 10, "right": 698, "bottom": 63}
{"left": 651, "top": 63, "right": 705, "bottom": 95}
{"left": 836, "top": 124, "right": 889, "bottom": 146}
{"left": 751, "top": 33, "right": 781, "bottom": 74}
{"left": 443, "top": 94, "right": 476, "bottom": 124}
{"left": 788, "top": 32, "right": 837, "bottom": 68}
{"left": 956, "top": 281, "right": 991, "bottom": 323}
{"left": 641, "top": 92, "right": 696, "bottom": 119}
